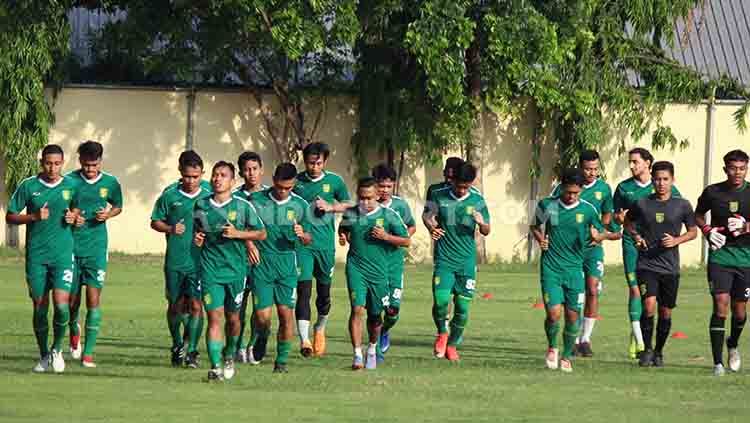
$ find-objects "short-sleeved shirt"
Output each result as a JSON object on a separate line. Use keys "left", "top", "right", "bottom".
{"left": 552, "top": 178, "right": 619, "bottom": 238}
{"left": 151, "top": 185, "right": 211, "bottom": 272}
{"left": 613, "top": 177, "right": 681, "bottom": 243}
{"left": 696, "top": 181, "right": 750, "bottom": 267}
{"left": 381, "top": 196, "right": 416, "bottom": 264}
{"left": 67, "top": 170, "right": 123, "bottom": 257}
{"left": 424, "top": 181, "right": 480, "bottom": 214}
{"left": 339, "top": 205, "right": 409, "bottom": 283}
{"left": 627, "top": 195, "right": 696, "bottom": 274}
{"left": 534, "top": 198, "right": 603, "bottom": 273}
{"left": 431, "top": 187, "right": 491, "bottom": 270}
{"left": 293, "top": 171, "right": 351, "bottom": 251}
{"left": 8, "top": 175, "right": 78, "bottom": 263}
{"left": 194, "top": 195, "right": 264, "bottom": 284}
{"left": 249, "top": 188, "right": 311, "bottom": 256}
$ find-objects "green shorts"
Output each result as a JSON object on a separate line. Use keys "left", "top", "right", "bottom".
{"left": 25, "top": 254, "right": 75, "bottom": 300}
{"left": 346, "top": 263, "right": 388, "bottom": 317}
{"left": 252, "top": 254, "right": 297, "bottom": 309}
{"left": 164, "top": 268, "right": 202, "bottom": 303}
{"left": 622, "top": 238, "right": 639, "bottom": 287}
{"left": 432, "top": 263, "right": 477, "bottom": 299}
{"left": 541, "top": 268, "right": 585, "bottom": 311}
{"left": 297, "top": 248, "right": 335, "bottom": 284}
{"left": 202, "top": 279, "right": 246, "bottom": 313}
{"left": 387, "top": 260, "right": 404, "bottom": 309}
{"left": 583, "top": 246, "right": 605, "bottom": 280}
{"left": 71, "top": 254, "right": 108, "bottom": 294}
{"left": 245, "top": 267, "right": 255, "bottom": 292}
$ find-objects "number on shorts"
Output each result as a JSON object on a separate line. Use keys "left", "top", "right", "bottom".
{"left": 597, "top": 261, "right": 604, "bottom": 276}
{"left": 62, "top": 270, "right": 73, "bottom": 283}
{"left": 97, "top": 270, "right": 106, "bottom": 282}
{"left": 381, "top": 296, "right": 390, "bottom": 307}
{"left": 465, "top": 279, "right": 476, "bottom": 291}
{"left": 234, "top": 292, "right": 244, "bottom": 305}
{"left": 392, "top": 288, "right": 402, "bottom": 300}
{"left": 745, "top": 288, "right": 750, "bottom": 299}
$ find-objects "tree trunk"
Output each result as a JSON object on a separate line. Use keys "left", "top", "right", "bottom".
{"left": 465, "top": 34, "right": 487, "bottom": 264}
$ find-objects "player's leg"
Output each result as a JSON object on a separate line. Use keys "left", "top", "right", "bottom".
{"left": 49, "top": 259, "right": 73, "bottom": 373}
{"left": 380, "top": 266, "right": 404, "bottom": 355}
{"left": 78, "top": 255, "right": 106, "bottom": 367}
{"left": 541, "top": 271, "right": 564, "bottom": 369}
{"left": 251, "top": 271, "right": 275, "bottom": 365}
{"left": 652, "top": 274, "right": 678, "bottom": 367}
{"left": 312, "top": 250, "right": 334, "bottom": 357}
{"left": 364, "top": 281, "right": 386, "bottom": 369}
{"left": 578, "top": 252, "right": 603, "bottom": 357}
{"left": 708, "top": 264, "right": 732, "bottom": 375}
{"left": 27, "top": 261, "right": 51, "bottom": 372}
{"left": 346, "top": 265, "right": 367, "bottom": 369}
{"left": 222, "top": 284, "right": 243, "bottom": 380}
{"left": 725, "top": 269, "right": 748, "bottom": 372}
{"left": 296, "top": 249, "right": 314, "bottom": 355}
{"left": 273, "top": 275, "right": 297, "bottom": 373}
{"left": 623, "top": 241, "right": 645, "bottom": 357}
{"left": 235, "top": 278, "right": 251, "bottom": 363}
{"left": 185, "top": 275, "right": 204, "bottom": 368}
{"left": 68, "top": 257, "right": 83, "bottom": 359}
{"left": 164, "top": 270, "right": 187, "bottom": 366}
{"left": 431, "top": 267, "right": 454, "bottom": 358}
{"left": 637, "top": 270, "right": 658, "bottom": 366}
{"left": 446, "top": 271, "right": 476, "bottom": 361}
{"left": 558, "top": 271, "right": 585, "bottom": 372}
{"left": 202, "top": 283, "right": 227, "bottom": 380}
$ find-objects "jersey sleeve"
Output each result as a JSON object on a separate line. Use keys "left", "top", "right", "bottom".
{"left": 477, "top": 196, "right": 491, "bottom": 223}
{"left": 588, "top": 207, "right": 604, "bottom": 231}
{"left": 550, "top": 183, "right": 561, "bottom": 197}
{"left": 339, "top": 208, "right": 354, "bottom": 233}
{"left": 334, "top": 176, "right": 351, "bottom": 202}
{"left": 612, "top": 183, "right": 626, "bottom": 212}
{"left": 150, "top": 193, "right": 168, "bottom": 222}
{"left": 400, "top": 202, "right": 416, "bottom": 228}
{"left": 672, "top": 185, "right": 681, "bottom": 198}
{"left": 694, "top": 187, "right": 711, "bottom": 215}
{"left": 7, "top": 181, "right": 29, "bottom": 214}
{"left": 682, "top": 200, "right": 697, "bottom": 229}
{"left": 533, "top": 199, "right": 547, "bottom": 226}
{"left": 388, "top": 210, "right": 409, "bottom": 238}
{"left": 109, "top": 179, "right": 124, "bottom": 208}
{"left": 244, "top": 202, "right": 264, "bottom": 230}
{"left": 601, "top": 185, "right": 614, "bottom": 214}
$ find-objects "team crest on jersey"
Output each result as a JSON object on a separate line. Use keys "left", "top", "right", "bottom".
{"left": 204, "top": 293, "right": 212, "bottom": 305}
{"left": 287, "top": 210, "right": 296, "bottom": 221}
{"left": 466, "top": 206, "right": 475, "bottom": 215}
{"left": 99, "top": 187, "right": 108, "bottom": 198}
{"left": 376, "top": 218, "right": 385, "bottom": 227}
{"left": 595, "top": 191, "right": 602, "bottom": 200}
{"left": 575, "top": 213, "right": 584, "bottom": 223}
{"left": 227, "top": 210, "right": 237, "bottom": 221}
{"left": 62, "top": 190, "right": 71, "bottom": 201}
{"left": 433, "top": 276, "right": 440, "bottom": 285}
{"left": 322, "top": 184, "right": 331, "bottom": 193}
{"left": 655, "top": 212, "right": 664, "bottom": 223}
{"left": 543, "top": 293, "right": 550, "bottom": 304}
{"left": 730, "top": 201, "right": 739, "bottom": 213}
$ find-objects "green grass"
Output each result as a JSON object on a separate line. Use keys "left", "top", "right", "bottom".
{"left": 0, "top": 251, "right": 747, "bottom": 422}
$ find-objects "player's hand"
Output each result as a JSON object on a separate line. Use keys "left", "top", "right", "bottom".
{"left": 172, "top": 219, "right": 186, "bottom": 235}
{"left": 614, "top": 210, "right": 626, "bottom": 224}
{"left": 35, "top": 202, "right": 49, "bottom": 221}
{"left": 75, "top": 214, "right": 85, "bottom": 227}
{"left": 95, "top": 207, "right": 110, "bottom": 222}
{"left": 371, "top": 225, "right": 388, "bottom": 241}
{"left": 246, "top": 241, "right": 260, "bottom": 265}
{"left": 338, "top": 232, "right": 348, "bottom": 246}
{"left": 589, "top": 227, "right": 602, "bottom": 246}
{"left": 539, "top": 234, "right": 549, "bottom": 251}
{"left": 472, "top": 211, "right": 485, "bottom": 225}
{"left": 315, "top": 197, "right": 332, "bottom": 213}
{"left": 194, "top": 232, "right": 205, "bottom": 247}
{"left": 634, "top": 235, "right": 648, "bottom": 251}
{"left": 728, "top": 215, "right": 747, "bottom": 237}
{"left": 703, "top": 225, "right": 726, "bottom": 250}
{"left": 64, "top": 208, "right": 76, "bottom": 225}
{"left": 661, "top": 233, "right": 678, "bottom": 248}
{"left": 430, "top": 227, "right": 445, "bottom": 241}
{"left": 293, "top": 220, "right": 305, "bottom": 239}
{"left": 222, "top": 222, "right": 240, "bottom": 239}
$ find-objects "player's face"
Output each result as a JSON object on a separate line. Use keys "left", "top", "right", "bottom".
{"left": 724, "top": 160, "right": 748, "bottom": 187}
{"left": 628, "top": 153, "right": 650, "bottom": 178}
{"left": 211, "top": 166, "right": 235, "bottom": 194}
{"left": 581, "top": 159, "right": 599, "bottom": 184}
{"left": 241, "top": 160, "right": 263, "bottom": 187}
{"left": 40, "top": 153, "right": 64, "bottom": 182}
{"left": 79, "top": 157, "right": 102, "bottom": 180}
{"left": 304, "top": 154, "right": 326, "bottom": 178}
{"left": 179, "top": 165, "right": 203, "bottom": 193}
{"left": 652, "top": 170, "right": 673, "bottom": 195}
{"left": 376, "top": 178, "right": 395, "bottom": 202}
{"left": 272, "top": 178, "right": 295, "bottom": 201}
{"left": 358, "top": 186, "right": 378, "bottom": 213}
{"left": 452, "top": 181, "right": 472, "bottom": 198}
{"left": 560, "top": 184, "right": 582, "bottom": 205}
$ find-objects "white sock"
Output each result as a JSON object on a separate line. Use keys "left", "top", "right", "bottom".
{"left": 367, "top": 343, "right": 377, "bottom": 355}
{"left": 354, "top": 346, "right": 363, "bottom": 358}
{"left": 632, "top": 321, "right": 644, "bottom": 346}
{"left": 575, "top": 336, "right": 581, "bottom": 345}
{"left": 581, "top": 317, "right": 596, "bottom": 343}
{"left": 315, "top": 314, "right": 329, "bottom": 331}
{"left": 297, "top": 320, "right": 310, "bottom": 342}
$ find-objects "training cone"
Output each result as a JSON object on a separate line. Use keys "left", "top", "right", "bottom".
{"left": 671, "top": 331, "right": 688, "bottom": 339}
{"left": 532, "top": 301, "right": 545, "bottom": 309}
{"left": 595, "top": 315, "right": 603, "bottom": 321}
{"left": 482, "top": 293, "right": 493, "bottom": 299}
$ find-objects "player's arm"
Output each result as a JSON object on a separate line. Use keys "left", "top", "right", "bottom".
{"left": 529, "top": 200, "right": 548, "bottom": 250}
{"left": 5, "top": 184, "right": 42, "bottom": 225}
{"left": 151, "top": 219, "right": 185, "bottom": 235}
{"left": 473, "top": 200, "right": 491, "bottom": 236}
{"left": 373, "top": 211, "right": 411, "bottom": 247}
{"left": 695, "top": 188, "right": 726, "bottom": 250}
{"left": 612, "top": 185, "right": 627, "bottom": 224}
{"left": 294, "top": 219, "right": 313, "bottom": 246}
{"left": 338, "top": 211, "right": 352, "bottom": 245}
{"left": 421, "top": 199, "right": 443, "bottom": 239}
{"left": 601, "top": 212, "right": 622, "bottom": 241}
{"left": 623, "top": 207, "right": 647, "bottom": 250}
{"left": 662, "top": 202, "right": 698, "bottom": 248}
{"left": 222, "top": 223, "right": 266, "bottom": 241}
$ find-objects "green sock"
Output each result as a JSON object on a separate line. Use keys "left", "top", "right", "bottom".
{"left": 448, "top": 296, "right": 471, "bottom": 346}
{"left": 238, "top": 300, "right": 249, "bottom": 350}
{"left": 33, "top": 304, "right": 50, "bottom": 356}
{"left": 629, "top": 296, "right": 642, "bottom": 322}
{"left": 83, "top": 307, "right": 101, "bottom": 356}
{"left": 52, "top": 303, "right": 70, "bottom": 352}
{"left": 180, "top": 313, "right": 189, "bottom": 340}
{"left": 545, "top": 318, "right": 560, "bottom": 349}
{"left": 207, "top": 339, "right": 223, "bottom": 368}
{"left": 432, "top": 290, "right": 451, "bottom": 334}
{"left": 167, "top": 311, "right": 183, "bottom": 348}
{"left": 69, "top": 305, "right": 81, "bottom": 336}
{"left": 276, "top": 340, "right": 291, "bottom": 365}
{"left": 224, "top": 335, "right": 239, "bottom": 359}
{"left": 187, "top": 314, "right": 203, "bottom": 353}
{"left": 562, "top": 320, "right": 580, "bottom": 359}
{"left": 249, "top": 313, "right": 259, "bottom": 348}
{"left": 383, "top": 310, "right": 399, "bottom": 333}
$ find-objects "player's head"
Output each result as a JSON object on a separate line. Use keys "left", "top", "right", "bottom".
{"left": 272, "top": 162, "right": 298, "bottom": 201}
{"left": 178, "top": 150, "right": 204, "bottom": 193}
{"left": 452, "top": 162, "right": 477, "bottom": 198}
{"left": 559, "top": 168, "right": 584, "bottom": 205}
{"left": 628, "top": 147, "right": 653, "bottom": 178}
{"left": 372, "top": 163, "right": 397, "bottom": 202}
{"left": 357, "top": 177, "right": 379, "bottom": 213}
{"left": 238, "top": 151, "right": 264, "bottom": 188}
{"left": 40, "top": 144, "right": 64, "bottom": 180}
{"left": 210, "top": 161, "right": 236, "bottom": 194}
{"left": 77, "top": 140, "right": 103, "bottom": 179}
{"left": 303, "top": 142, "right": 330, "bottom": 178}
{"left": 723, "top": 149, "right": 748, "bottom": 187}
{"left": 651, "top": 161, "right": 674, "bottom": 196}
{"left": 444, "top": 157, "right": 464, "bottom": 182}
{"left": 578, "top": 149, "right": 600, "bottom": 184}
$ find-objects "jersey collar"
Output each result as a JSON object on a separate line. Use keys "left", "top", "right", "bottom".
{"left": 306, "top": 171, "right": 326, "bottom": 183}
{"left": 37, "top": 176, "right": 64, "bottom": 189}
{"left": 209, "top": 196, "right": 233, "bottom": 208}
{"left": 449, "top": 190, "right": 470, "bottom": 202}
{"left": 360, "top": 204, "right": 381, "bottom": 216}
{"left": 380, "top": 198, "right": 393, "bottom": 208}
{"left": 268, "top": 190, "right": 291, "bottom": 205}
{"left": 583, "top": 179, "right": 597, "bottom": 190}
{"left": 557, "top": 199, "right": 580, "bottom": 210}
{"left": 81, "top": 171, "right": 103, "bottom": 185}
{"left": 179, "top": 187, "right": 203, "bottom": 199}
{"left": 634, "top": 177, "right": 651, "bottom": 188}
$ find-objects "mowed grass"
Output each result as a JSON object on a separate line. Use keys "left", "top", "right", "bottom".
{"left": 1, "top": 251, "right": 749, "bottom": 422}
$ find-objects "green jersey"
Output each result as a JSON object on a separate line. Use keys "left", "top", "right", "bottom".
{"left": 340, "top": 205, "right": 409, "bottom": 282}
{"left": 8, "top": 175, "right": 78, "bottom": 262}
{"left": 381, "top": 196, "right": 416, "bottom": 264}
{"left": 67, "top": 170, "right": 123, "bottom": 257}
{"left": 431, "top": 187, "right": 491, "bottom": 269}
{"left": 249, "top": 188, "right": 311, "bottom": 256}
{"left": 162, "top": 179, "right": 211, "bottom": 193}
{"left": 613, "top": 177, "right": 680, "bottom": 242}
{"left": 151, "top": 185, "right": 211, "bottom": 272}
{"left": 534, "top": 197, "right": 604, "bottom": 273}
{"left": 194, "top": 195, "right": 264, "bottom": 284}
{"left": 293, "top": 171, "right": 351, "bottom": 251}
{"left": 551, "top": 178, "right": 620, "bottom": 242}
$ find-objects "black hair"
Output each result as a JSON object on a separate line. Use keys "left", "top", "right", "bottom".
{"left": 453, "top": 162, "right": 477, "bottom": 184}
{"left": 238, "top": 151, "right": 263, "bottom": 170}
{"left": 444, "top": 157, "right": 464, "bottom": 176}
{"left": 651, "top": 161, "right": 674, "bottom": 176}
{"left": 724, "top": 149, "right": 749, "bottom": 165}
{"left": 579, "top": 149, "right": 600, "bottom": 166}
{"left": 357, "top": 176, "right": 377, "bottom": 190}
{"left": 77, "top": 140, "right": 103, "bottom": 160}
{"left": 178, "top": 150, "right": 203, "bottom": 170}
{"left": 302, "top": 142, "right": 330, "bottom": 161}
{"left": 212, "top": 161, "right": 236, "bottom": 178}
{"left": 372, "top": 163, "right": 397, "bottom": 182}
{"left": 41, "top": 144, "right": 64, "bottom": 159}
{"left": 274, "top": 162, "right": 298, "bottom": 181}
{"left": 629, "top": 147, "right": 654, "bottom": 167}
{"left": 560, "top": 168, "right": 585, "bottom": 187}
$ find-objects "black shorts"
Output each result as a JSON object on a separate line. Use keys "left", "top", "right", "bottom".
{"left": 707, "top": 263, "right": 750, "bottom": 300}
{"left": 637, "top": 270, "right": 679, "bottom": 309}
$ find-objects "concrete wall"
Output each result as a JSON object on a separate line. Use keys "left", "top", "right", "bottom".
{"left": 1, "top": 86, "right": 748, "bottom": 266}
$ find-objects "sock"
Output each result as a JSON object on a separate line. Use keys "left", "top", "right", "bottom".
{"left": 315, "top": 281, "right": 331, "bottom": 317}
{"left": 581, "top": 317, "right": 596, "bottom": 343}
{"left": 545, "top": 318, "right": 560, "bottom": 349}
{"left": 575, "top": 312, "right": 584, "bottom": 344}
{"left": 167, "top": 311, "right": 183, "bottom": 348}
{"left": 641, "top": 314, "right": 654, "bottom": 351}
{"left": 710, "top": 314, "right": 726, "bottom": 365}
{"left": 629, "top": 296, "right": 642, "bottom": 322}
{"left": 562, "top": 319, "right": 579, "bottom": 359}
{"left": 276, "top": 340, "right": 291, "bottom": 365}
{"left": 314, "top": 314, "right": 329, "bottom": 332}
{"left": 367, "top": 342, "right": 377, "bottom": 355}
{"left": 33, "top": 304, "right": 50, "bottom": 357}
{"left": 655, "top": 317, "right": 672, "bottom": 353}
{"left": 297, "top": 320, "right": 311, "bottom": 343}
{"left": 187, "top": 314, "right": 203, "bottom": 353}
{"left": 354, "top": 346, "right": 363, "bottom": 358}
{"left": 383, "top": 308, "right": 399, "bottom": 333}
{"left": 727, "top": 316, "right": 746, "bottom": 349}
{"left": 432, "top": 290, "right": 450, "bottom": 334}
{"left": 448, "top": 296, "right": 470, "bottom": 346}
{"left": 180, "top": 313, "right": 189, "bottom": 341}
{"left": 224, "top": 335, "right": 239, "bottom": 359}
{"left": 237, "top": 299, "right": 249, "bottom": 349}
{"left": 83, "top": 307, "right": 101, "bottom": 357}
{"left": 631, "top": 321, "right": 644, "bottom": 347}
{"left": 52, "top": 303, "right": 70, "bottom": 352}
{"left": 69, "top": 305, "right": 81, "bottom": 336}
{"left": 207, "top": 339, "right": 223, "bottom": 368}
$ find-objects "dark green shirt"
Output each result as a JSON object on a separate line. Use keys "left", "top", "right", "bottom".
{"left": 293, "top": 171, "right": 351, "bottom": 251}
{"left": 67, "top": 170, "right": 123, "bottom": 257}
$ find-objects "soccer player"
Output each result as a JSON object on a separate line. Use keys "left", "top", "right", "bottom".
{"left": 424, "top": 157, "right": 464, "bottom": 208}
{"left": 624, "top": 161, "right": 697, "bottom": 368}
{"left": 613, "top": 147, "right": 681, "bottom": 359}
{"left": 65, "top": 141, "right": 122, "bottom": 368}
{"left": 551, "top": 150, "right": 621, "bottom": 356}
{"left": 532, "top": 168, "right": 607, "bottom": 372}
{"left": 232, "top": 151, "right": 268, "bottom": 364}
{"left": 339, "top": 177, "right": 411, "bottom": 370}
{"left": 6, "top": 144, "right": 78, "bottom": 373}
{"left": 423, "top": 162, "right": 491, "bottom": 361}
{"left": 163, "top": 150, "right": 212, "bottom": 193}
{"left": 372, "top": 164, "right": 416, "bottom": 359}
{"left": 293, "top": 142, "right": 353, "bottom": 357}
{"left": 695, "top": 149, "right": 750, "bottom": 376}
{"left": 151, "top": 150, "right": 209, "bottom": 368}
{"left": 249, "top": 163, "right": 312, "bottom": 373}
{"left": 193, "top": 161, "right": 266, "bottom": 381}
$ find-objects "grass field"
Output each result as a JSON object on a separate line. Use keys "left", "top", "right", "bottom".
{"left": 1, "top": 251, "right": 749, "bottom": 422}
